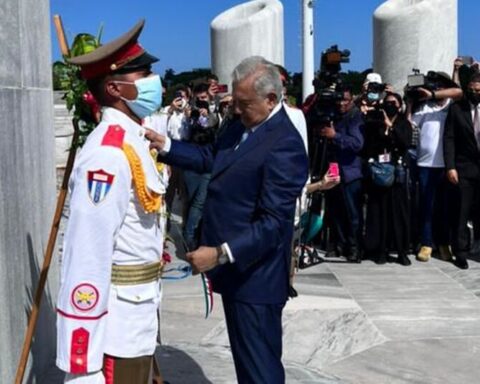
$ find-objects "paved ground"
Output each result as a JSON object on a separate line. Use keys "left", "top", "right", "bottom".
{"left": 158, "top": 219, "right": 480, "bottom": 383}
{"left": 48, "top": 183, "right": 480, "bottom": 383}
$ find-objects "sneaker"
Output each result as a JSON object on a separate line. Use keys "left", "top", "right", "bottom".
{"left": 438, "top": 245, "right": 453, "bottom": 262}
{"left": 417, "top": 246, "right": 432, "bottom": 262}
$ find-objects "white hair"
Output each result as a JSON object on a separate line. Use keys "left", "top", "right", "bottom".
{"left": 231, "top": 56, "right": 283, "bottom": 101}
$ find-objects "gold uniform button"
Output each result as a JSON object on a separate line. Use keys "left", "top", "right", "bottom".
{"left": 76, "top": 358, "right": 83, "bottom": 365}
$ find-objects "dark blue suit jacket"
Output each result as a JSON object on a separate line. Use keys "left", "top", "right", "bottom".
{"left": 164, "top": 107, "right": 309, "bottom": 304}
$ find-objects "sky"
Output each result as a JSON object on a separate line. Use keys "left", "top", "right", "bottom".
{"left": 50, "top": 0, "right": 480, "bottom": 76}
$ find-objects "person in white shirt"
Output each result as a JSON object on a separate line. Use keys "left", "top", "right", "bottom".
{"left": 408, "top": 71, "right": 462, "bottom": 263}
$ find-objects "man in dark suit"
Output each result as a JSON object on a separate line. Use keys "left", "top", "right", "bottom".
{"left": 146, "top": 56, "right": 308, "bottom": 383}
{"left": 444, "top": 72, "right": 480, "bottom": 269}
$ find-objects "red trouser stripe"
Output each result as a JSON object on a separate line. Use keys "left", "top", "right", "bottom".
{"left": 103, "top": 355, "right": 115, "bottom": 384}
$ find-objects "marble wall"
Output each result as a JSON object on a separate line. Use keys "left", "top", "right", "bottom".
{"left": 210, "top": 0, "right": 284, "bottom": 86}
{"left": 373, "top": 0, "right": 458, "bottom": 92}
{"left": 0, "top": 0, "right": 57, "bottom": 382}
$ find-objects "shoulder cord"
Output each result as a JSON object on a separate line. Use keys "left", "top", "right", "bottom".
{"left": 121, "top": 142, "right": 162, "bottom": 213}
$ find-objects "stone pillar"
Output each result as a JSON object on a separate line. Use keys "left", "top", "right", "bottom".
{"left": 211, "top": 0, "right": 284, "bottom": 87}
{"left": 0, "top": 0, "right": 58, "bottom": 382}
{"left": 373, "top": 0, "right": 458, "bottom": 92}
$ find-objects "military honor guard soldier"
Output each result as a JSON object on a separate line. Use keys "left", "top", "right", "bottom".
{"left": 56, "top": 20, "right": 168, "bottom": 384}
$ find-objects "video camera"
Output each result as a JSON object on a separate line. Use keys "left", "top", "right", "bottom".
{"left": 305, "top": 45, "right": 351, "bottom": 182}
{"left": 309, "top": 45, "right": 351, "bottom": 127}
{"left": 405, "top": 69, "right": 444, "bottom": 101}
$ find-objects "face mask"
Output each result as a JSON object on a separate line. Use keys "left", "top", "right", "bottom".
{"left": 367, "top": 92, "right": 380, "bottom": 102}
{"left": 467, "top": 90, "right": 480, "bottom": 106}
{"left": 118, "top": 75, "right": 163, "bottom": 118}
{"left": 383, "top": 102, "right": 399, "bottom": 118}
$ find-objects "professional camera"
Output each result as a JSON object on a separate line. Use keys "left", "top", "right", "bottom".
{"left": 308, "top": 45, "right": 351, "bottom": 127}
{"left": 317, "top": 45, "right": 351, "bottom": 85}
{"left": 305, "top": 45, "right": 351, "bottom": 182}
{"left": 405, "top": 69, "right": 443, "bottom": 101}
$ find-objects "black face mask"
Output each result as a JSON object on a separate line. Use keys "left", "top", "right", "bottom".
{"left": 467, "top": 91, "right": 480, "bottom": 106}
{"left": 383, "top": 102, "right": 399, "bottom": 118}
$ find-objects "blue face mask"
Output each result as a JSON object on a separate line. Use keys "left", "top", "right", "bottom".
{"left": 367, "top": 92, "right": 380, "bottom": 102}
{"left": 119, "top": 75, "right": 163, "bottom": 119}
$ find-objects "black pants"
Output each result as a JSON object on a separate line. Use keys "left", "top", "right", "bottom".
{"left": 325, "top": 179, "right": 363, "bottom": 252}
{"left": 364, "top": 181, "right": 410, "bottom": 257}
{"left": 453, "top": 177, "right": 480, "bottom": 254}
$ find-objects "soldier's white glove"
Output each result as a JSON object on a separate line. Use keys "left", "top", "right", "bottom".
{"left": 64, "top": 371, "right": 105, "bottom": 384}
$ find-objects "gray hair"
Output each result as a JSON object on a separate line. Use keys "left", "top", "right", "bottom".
{"left": 231, "top": 56, "right": 283, "bottom": 101}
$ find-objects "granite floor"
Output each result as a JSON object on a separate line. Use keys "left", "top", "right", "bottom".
{"left": 158, "top": 232, "right": 480, "bottom": 383}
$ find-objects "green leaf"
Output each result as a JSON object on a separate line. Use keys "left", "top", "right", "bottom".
{"left": 70, "top": 33, "right": 100, "bottom": 57}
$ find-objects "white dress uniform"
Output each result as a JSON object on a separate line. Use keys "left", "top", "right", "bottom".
{"left": 56, "top": 107, "right": 167, "bottom": 376}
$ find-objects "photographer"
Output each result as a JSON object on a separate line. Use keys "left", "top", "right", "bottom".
{"left": 407, "top": 71, "right": 463, "bottom": 262}
{"left": 362, "top": 93, "right": 412, "bottom": 265}
{"left": 182, "top": 83, "right": 220, "bottom": 250}
{"left": 358, "top": 73, "right": 394, "bottom": 115}
{"left": 319, "top": 85, "right": 364, "bottom": 262}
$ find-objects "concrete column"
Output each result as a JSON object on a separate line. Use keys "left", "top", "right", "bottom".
{"left": 302, "top": 0, "right": 315, "bottom": 102}
{"left": 211, "top": 0, "right": 284, "bottom": 87}
{"left": 0, "top": 0, "right": 57, "bottom": 382}
{"left": 373, "top": 0, "right": 458, "bottom": 92}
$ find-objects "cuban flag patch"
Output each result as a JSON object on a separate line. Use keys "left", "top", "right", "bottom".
{"left": 87, "top": 169, "right": 115, "bottom": 204}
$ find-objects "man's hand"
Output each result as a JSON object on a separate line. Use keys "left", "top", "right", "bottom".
{"left": 321, "top": 124, "right": 336, "bottom": 139}
{"left": 186, "top": 246, "right": 219, "bottom": 274}
{"left": 453, "top": 57, "right": 463, "bottom": 71}
{"left": 447, "top": 169, "right": 459, "bottom": 185}
{"left": 385, "top": 84, "right": 395, "bottom": 93}
{"left": 144, "top": 129, "right": 167, "bottom": 151}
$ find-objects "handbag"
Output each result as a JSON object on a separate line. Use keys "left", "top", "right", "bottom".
{"left": 368, "top": 160, "right": 395, "bottom": 187}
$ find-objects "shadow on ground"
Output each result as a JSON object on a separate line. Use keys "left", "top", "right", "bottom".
{"left": 156, "top": 345, "right": 214, "bottom": 384}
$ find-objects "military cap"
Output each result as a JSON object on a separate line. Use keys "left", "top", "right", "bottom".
{"left": 68, "top": 19, "right": 158, "bottom": 80}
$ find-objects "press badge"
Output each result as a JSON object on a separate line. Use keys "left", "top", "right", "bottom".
{"left": 378, "top": 153, "right": 391, "bottom": 163}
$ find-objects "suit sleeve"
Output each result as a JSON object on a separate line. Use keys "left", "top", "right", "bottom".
{"left": 443, "top": 105, "right": 456, "bottom": 171}
{"left": 227, "top": 133, "right": 309, "bottom": 272}
{"left": 56, "top": 146, "right": 131, "bottom": 374}
{"left": 162, "top": 139, "right": 215, "bottom": 174}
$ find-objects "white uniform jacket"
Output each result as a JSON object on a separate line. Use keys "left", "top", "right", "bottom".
{"left": 56, "top": 108, "right": 167, "bottom": 374}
